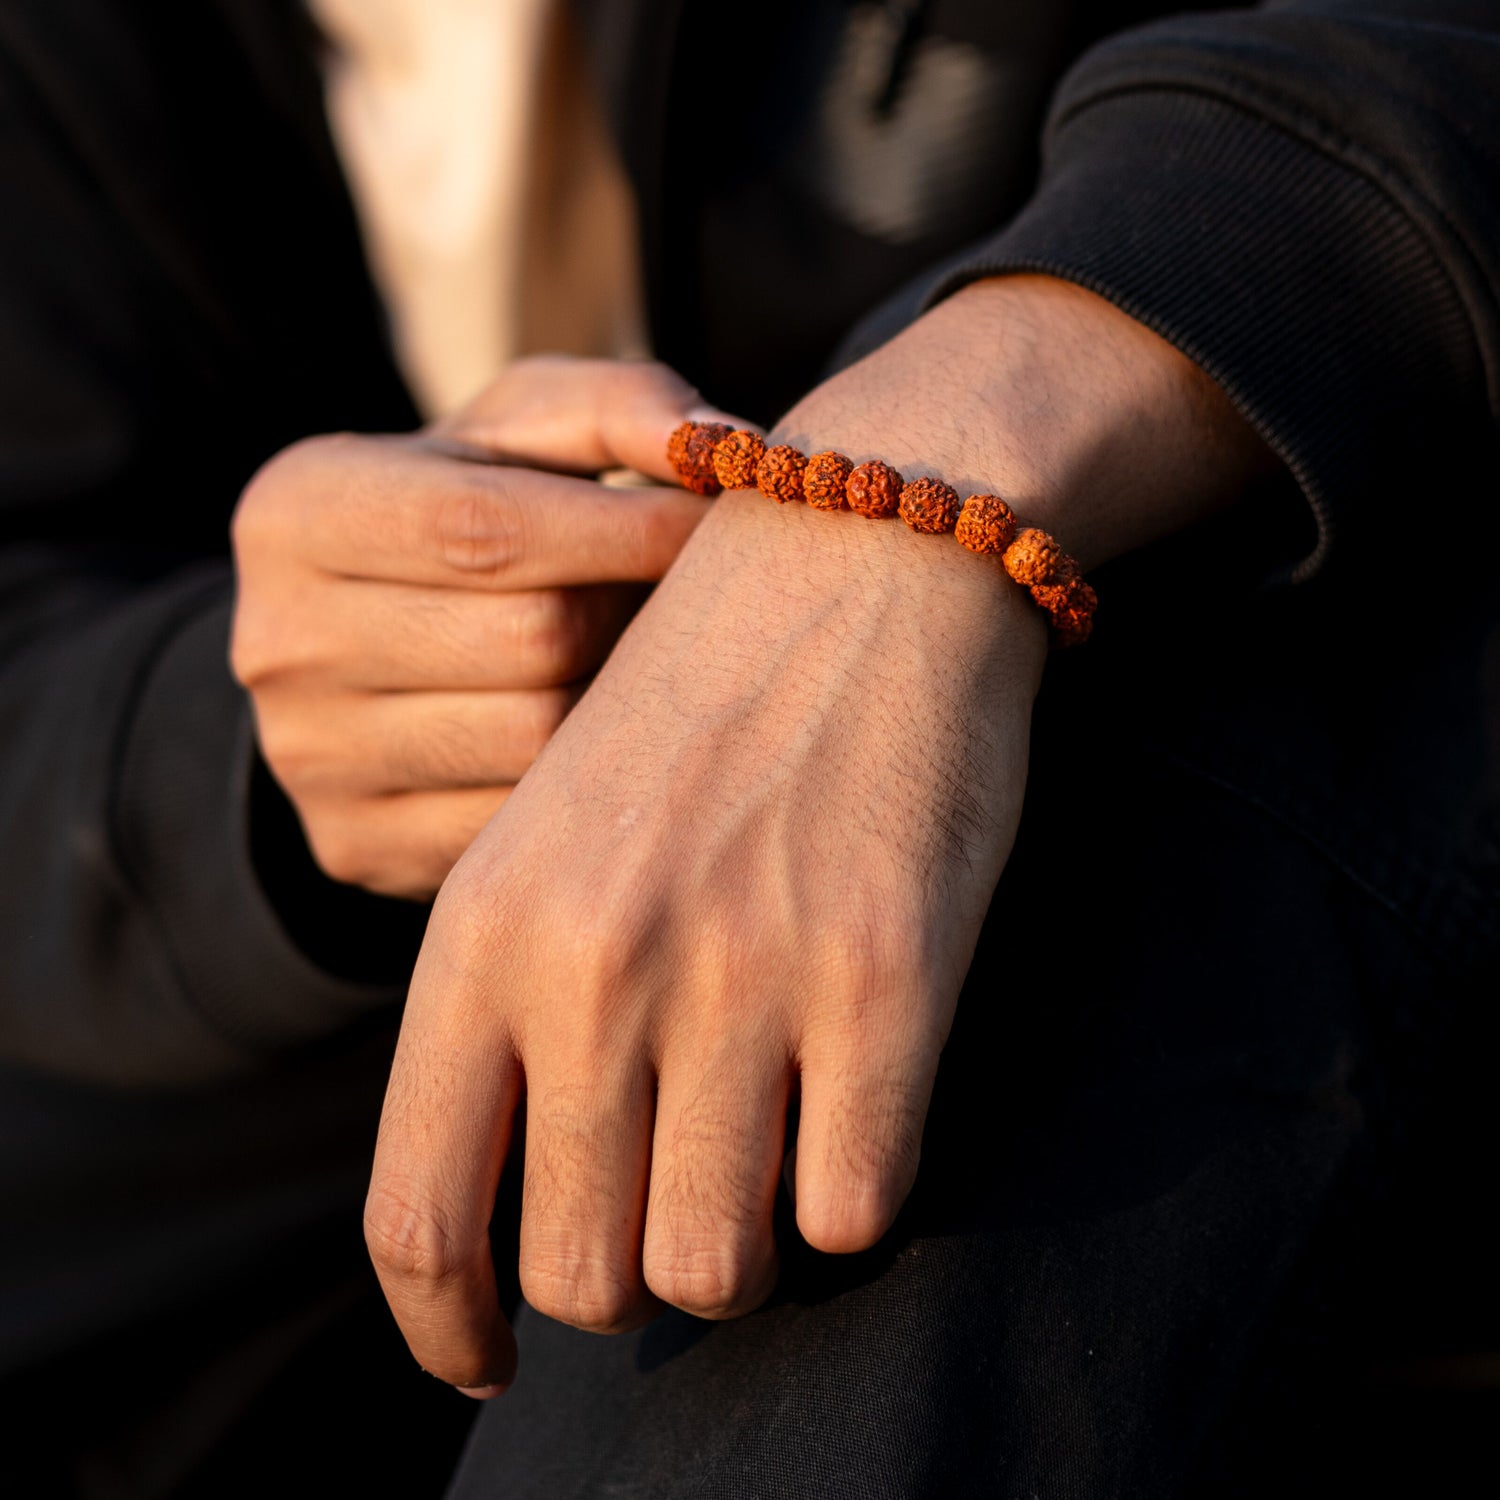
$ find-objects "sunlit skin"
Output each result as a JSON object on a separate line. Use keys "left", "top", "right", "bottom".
{"left": 240, "top": 275, "right": 1277, "bottom": 1398}
{"left": 231, "top": 357, "right": 731, "bottom": 899}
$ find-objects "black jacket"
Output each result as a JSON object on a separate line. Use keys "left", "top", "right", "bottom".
{"left": 1, "top": 0, "right": 1497, "bottom": 1488}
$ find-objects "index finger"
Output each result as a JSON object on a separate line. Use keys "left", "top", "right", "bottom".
{"left": 366, "top": 941, "right": 523, "bottom": 1396}
{"left": 292, "top": 435, "right": 712, "bottom": 589}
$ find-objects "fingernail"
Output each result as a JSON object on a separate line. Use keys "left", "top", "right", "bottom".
{"left": 455, "top": 1382, "right": 508, "bottom": 1401}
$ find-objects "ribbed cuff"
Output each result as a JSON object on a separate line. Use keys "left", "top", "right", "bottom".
{"left": 924, "top": 89, "right": 1487, "bottom": 581}
{"left": 114, "top": 586, "right": 413, "bottom": 1070}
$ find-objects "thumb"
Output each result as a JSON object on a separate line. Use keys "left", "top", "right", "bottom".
{"left": 430, "top": 355, "right": 748, "bottom": 483}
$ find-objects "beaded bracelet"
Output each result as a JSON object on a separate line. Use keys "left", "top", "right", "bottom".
{"left": 666, "top": 422, "right": 1096, "bottom": 648}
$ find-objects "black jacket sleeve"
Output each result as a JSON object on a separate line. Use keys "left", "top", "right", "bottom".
{"left": 919, "top": 0, "right": 1500, "bottom": 581}
{"left": 0, "top": 0, "right": 423, "bottom": 1085}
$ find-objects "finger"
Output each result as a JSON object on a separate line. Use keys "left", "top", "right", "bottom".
{"left": 518, "top": 1059, "right": 658, "bottom": 1333}
{"left": 270, "top": 687, "right": 578, "bottom": 796}
{"left": 367, "top": 980, "right": 523, "bottom": 1397}
{"left": 303, "top": 785, "right": 514, "bottom": 899}
{"left": 793, "top": 1041, "right": 939, "bottom": 1255}
{"left": 273, "top": 437, "right": 710, "bottom": 589}
{"left": 243, "top": 581, "right": 643, "bottom": 693}
{"left": 432, "top": 355, "right": 746, "bottom": 484}
{"left": 642, "top": 1041, "right": 787, "bottom": 1318}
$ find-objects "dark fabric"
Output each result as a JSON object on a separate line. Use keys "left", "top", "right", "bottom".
{"left": 0, "top": 0, "right": 452, "bottom": 1489}
{"left": 450, "top": 498, "right": 1500, "bottom": 1499}
{"left": 0, "top": 0, "right": 1496, "bottom": 1493}
{"left": 923, "top": 2, "right": 1500, "bottom": 581}
{"left": 0, "top": 0, "right": 423, "bottom": 1086}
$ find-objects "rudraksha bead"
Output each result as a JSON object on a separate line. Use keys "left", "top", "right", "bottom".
{"left": 954, "top": 494, "right": 1018, "bottom": 555}
{"left": 661, "top": 426, "right": 1098, "bottom": 649}
{"left": 845, "top": 460, "right": 903, "bottom": 519}
{"left": 1031, "top": 577, "right": 1097, "bottom": 648}
{"left": 803, "top": 450, "right": 854, "bottom": 511}
{"left": 899, "top": 476, "right": 962, "bottom": 534}
{"left": 668, "top": 421, "right": 733, "bottom": 496}
{"left": 1002, "top": 527, "right": 1075, "bottom": 588}
{"left": 712, "top": 429, "right": 766, "bottom": 491}
{"left": 756, "top": 444, "right": 808, "bottom": 504}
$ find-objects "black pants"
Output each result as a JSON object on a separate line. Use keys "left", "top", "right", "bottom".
{"left": 11, "top": 587, "right": 1494, "bottom": 1498}
{"left": 447, "top": 708, "right": 1489, "bottom": 1499}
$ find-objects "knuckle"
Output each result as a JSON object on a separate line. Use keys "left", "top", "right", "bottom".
{"left": 227, "top": 612, "right": 268, "bottom": 687}
{"left": 230, "top": 604, "right": 322, "bottom": 690}
{"left": 804, "top": 907, "right": 928, "bottom": 1047}
{"left": 228, "top": 492, "right": 266, "bottom": 559}
{"left": 643, "top": 1236, "right": 761, "bottom": 1317}
{"left": 304, "top": 811, "right": 375, "bottom": 888}
{"left": 232, "top": 435, "right": 339, "bottom": 549}
{"left": 364, "top": 1184, "right": 472, "bottom": 1287}
{"left": 517, "top": 590, "right": 587, "bottom": 681}
{"left": 251, "top": 709, "right": 318, "bottom": 784}
{"left": 436, "top": 482, "right": 522, "bottom": 577}
{"left": 230, "top": 464, "right": 286, "bottom": 558}
{"left": 821, "top": 908, "right": 908, "bottom": 991}
{"left": 565, "top": 905, "right": 637, "bottom": 995}
{"left": 520, "top": 1251, "right": 638, "bottom": 1333}
{"left": 645, "top": 1103, "right": 772, "bottom": 1315}
{"left": 430, "top": 860, "right": 520, "bottom": 962}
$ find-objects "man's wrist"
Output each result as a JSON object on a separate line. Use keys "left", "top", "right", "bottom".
{"left": 674, "top": 486, "right": 1050, "bottom": 704}
{"left": 773, "top": 274, "right": 1277, "bottom": 574}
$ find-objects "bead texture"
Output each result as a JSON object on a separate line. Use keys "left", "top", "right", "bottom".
{"left": 668, "top": 420, "right": 733, "bottom": 496}
{"left": 899, "top": 477, "right": 962, "bottom": 534}
{"left": 663, "top": 423, "right": 1094, "bottom": 651}
{"left": 713, "top": 429, "right": 767, "bottom": 490}
{"left": 803, "top": 451, "right": 854, "bottom": 511}
{"left": 756, "top": 445, "right": 809, "bottom": 504}
{"left": 1002, "top": 527, "right": 1075, "bottom": 587}
{"left": 1031, "top": 577, "right": 1097, "bottom": 648}
{"left": 954, "top": 494, "right": 1018, "bottom": 555}
{"left": 845, "top": 460, "right": 904, "bottom": 518}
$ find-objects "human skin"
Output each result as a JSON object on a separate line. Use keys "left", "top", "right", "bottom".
{"left": 363, "top": 275, "right": 1279, "bottom": 1395}
{"left": 231, "top": 357, "right": 732, "bottom": 898}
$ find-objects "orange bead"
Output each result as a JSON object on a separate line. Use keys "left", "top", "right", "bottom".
{"left": 899, "top": 476, "right": 962, "bottom": 534}
{"left": 713, "top": 429, "right": 766, "bottom": 490}
{"left": 667, "top": 421, "right": 733, "bottom": 496}
{"left": 803, "top": 450, "right": 854, "bottom": 511}
{"left": 1002, "top": 527, "right": 1075, "bottom": 588}
{"left": 756, "top": 444, "right": 808, "bottom": 504}
{"left": 1031, "top": 577, "right": 1097, "bottom": 648}
{"left": 845, "top": 460, "right": 903, "bottom": 518}
{"left": 954, "top": 494, "right": 1018, "bottom": 555}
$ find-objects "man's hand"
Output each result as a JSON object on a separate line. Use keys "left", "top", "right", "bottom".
{"left": 365, "top": 277, "right": 1275, "bottom": 1394}
{"left": 231, "top": 357, "right": 732, "bottom": 899}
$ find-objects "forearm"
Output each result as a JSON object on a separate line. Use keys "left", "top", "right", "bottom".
{"left": 768, "top": 274, "right": 1276, "bottom": 594}
{"left": 898, "top": 2, "right": 1500, "bottom": 579}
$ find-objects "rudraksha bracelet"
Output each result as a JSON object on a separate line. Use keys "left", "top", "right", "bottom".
{"left": 667, "top": 422, "right": 1096, "bottom": 648}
